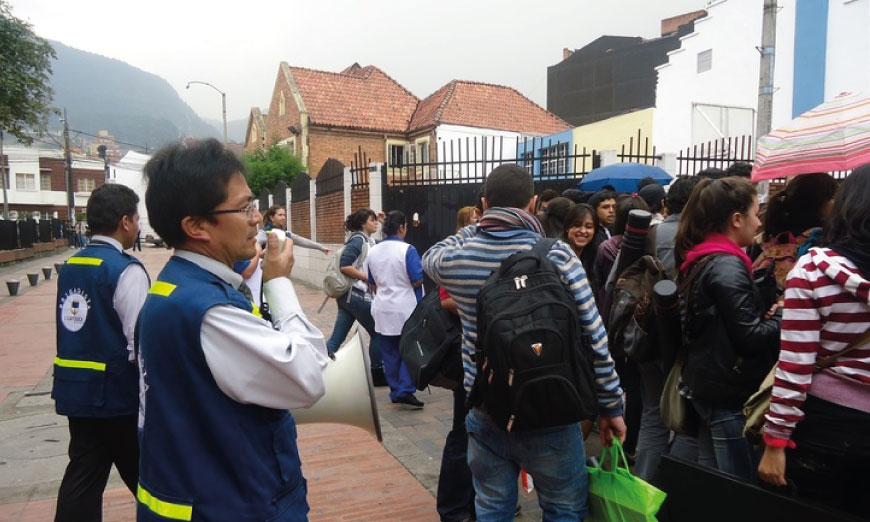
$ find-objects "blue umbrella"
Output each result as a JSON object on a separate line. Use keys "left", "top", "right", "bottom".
{"left": 579, "top": 163, "right": 673, "bottom": 193}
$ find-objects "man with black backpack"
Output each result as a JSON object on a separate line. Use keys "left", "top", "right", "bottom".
{"left": 423, "top": 164, "right": 625, "bottom": 521}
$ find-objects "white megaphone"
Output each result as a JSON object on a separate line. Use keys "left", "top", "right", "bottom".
{"left": 291, "top": 330, "right": 383, "bottom": 442}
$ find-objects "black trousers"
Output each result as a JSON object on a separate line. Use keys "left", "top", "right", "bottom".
{"left": 54, "top": 415, "right": 139, "bottom": 522}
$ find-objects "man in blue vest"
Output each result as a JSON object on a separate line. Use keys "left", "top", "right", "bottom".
{"left": 136, "top": 139, "right": 328, "bottom": 522}
{"left": 53, "top": 183, "right": 149, "bottom": 522}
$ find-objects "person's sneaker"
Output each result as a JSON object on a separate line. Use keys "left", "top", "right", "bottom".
{"left": 370, "top": 367, "right": 388, "bottom": 387}
{"left": 393, "top": 394, "right": 424, "bottom": 409}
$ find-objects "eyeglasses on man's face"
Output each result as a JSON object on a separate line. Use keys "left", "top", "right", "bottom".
{"left": 207, "top": 201, "right": 258, "bottom": 220}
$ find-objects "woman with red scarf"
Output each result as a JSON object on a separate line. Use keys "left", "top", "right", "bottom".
{"left": 674, "top": 177, "right": 782, "bottom": 481}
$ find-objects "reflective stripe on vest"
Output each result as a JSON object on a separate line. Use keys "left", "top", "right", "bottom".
{"left": 67, "top": 257, "right": 104, "bottom": 266}
{"left": 53, "top": 356, "right": 106, "bottom": 371}
{"left": 149, "top": 281, "right": 177, "bottom": 297}
{"left": 137, "top": 484, "right": 193, "bottom": 521}
{"left": 251, "top": 302, "right": 262, "bottom": 318}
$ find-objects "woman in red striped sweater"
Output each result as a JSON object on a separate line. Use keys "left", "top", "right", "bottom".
{"left": 759, "top": 165, "right": 870, "bottom": 518}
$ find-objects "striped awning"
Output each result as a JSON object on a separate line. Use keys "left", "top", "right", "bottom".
{"left": 752, "top": 92, "right": 870, "bottom": 181}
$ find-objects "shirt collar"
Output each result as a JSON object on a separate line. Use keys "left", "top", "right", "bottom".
{"left": 90, "top": 235, "right": 123, "bottom": 252}
{"left": 174, "top": 250, "right": 243, "bottom": 288}
{"left": 383, "top": 235, "right": 404, "bottom": 242}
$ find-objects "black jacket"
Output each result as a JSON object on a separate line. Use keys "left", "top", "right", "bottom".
{"left": 681, "top": 254, "right": 781, "bottom": 408}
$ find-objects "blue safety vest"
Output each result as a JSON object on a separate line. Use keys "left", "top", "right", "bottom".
{"left": 53, "top": 243, "right": 143, "bottom": 417}
{"left": 137, "top": 256, "right": 307, "bottom": 522}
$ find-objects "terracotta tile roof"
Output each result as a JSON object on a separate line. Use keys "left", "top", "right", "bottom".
{"left": 289, "top": 65, "right": 419, "bottom": 133}
{"left": 409, "top": 80, "right": 571, "bottom": 134}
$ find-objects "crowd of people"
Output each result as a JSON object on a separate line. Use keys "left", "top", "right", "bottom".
{"left": 50, "top": 135, "right": 869, "bottom": 521}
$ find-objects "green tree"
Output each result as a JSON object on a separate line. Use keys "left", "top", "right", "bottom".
{"left": 0, "top": 1, "right": 56, "bottom": 143}
{"left": 244, "top": 145, "right": 304, "bottom": 196}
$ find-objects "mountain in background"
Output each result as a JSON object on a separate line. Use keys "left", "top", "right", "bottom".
{"left": 47, "top": 41, "right": 222, "bottom": 152}
{"left": 205, "top": 117, "right": 249, "bottom": 144}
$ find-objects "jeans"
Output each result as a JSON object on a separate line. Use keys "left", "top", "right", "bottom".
{"left": 437, "top": 386, "right": 474, "bottom": 522}
{"left": 634, "top": 361, "right": 670, "bottom": 482}
{"left": 691, "top": 397, "right": 757, "bottom": 481}
{"left": 376, "top": 334, "right": 416, "bottom": 402}
{"left": 466, "top": 408, "right": 587, "bottom": 522}
{"left": 326, "top": 290, "right": 382, "bottom": 369}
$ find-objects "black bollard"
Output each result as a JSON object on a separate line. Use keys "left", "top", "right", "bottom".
{"left": 54, "top": 262, "right": 64, "bottom": 275}
{"left": 6, "top": 280, "right": 20, "bottom": 296}
{"left": 27, "top": 273, "right": 39, "bottom": 287}
{"left": 42, "top": 267, "right": 52, "bottom": 280}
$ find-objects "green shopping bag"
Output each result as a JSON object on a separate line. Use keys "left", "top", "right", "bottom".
{"left": 586, "top": 439, "right": 666, "bottom": 522}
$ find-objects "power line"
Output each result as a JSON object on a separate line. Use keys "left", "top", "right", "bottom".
{"left": 68, "top": 129, "right": 152, "bottom": 153}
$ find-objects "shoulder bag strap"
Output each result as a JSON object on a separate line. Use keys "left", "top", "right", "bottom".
{"left": 816, "top": 330, "right": 870, "bottom": 370}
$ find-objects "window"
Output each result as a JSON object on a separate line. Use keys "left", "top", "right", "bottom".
{"left": 40, "top": 172, "right": 52, "bottom": 191}
{"left": 697, "top": 49, "right": 712, "bottom": 73}
{"left": 389, "top": 144, "right": 406, "bottom": 167}
{"left": 76, "top": 178, "right": 96, "bottom": 193}
{"left": 540, "top": 143, "right": 569, "bottom": 176}
{"left": 279, "top": 91, "right": 286, "bottom": 117}
{"left": 521, "top": 151, "right": 534, "bottom": 171}
{"left": 16, "top": 173, "right": 36, "bottom": 191}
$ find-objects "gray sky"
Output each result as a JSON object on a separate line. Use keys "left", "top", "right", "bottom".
{"left": 12, "top": 0, "right": 706, "bottom": 123}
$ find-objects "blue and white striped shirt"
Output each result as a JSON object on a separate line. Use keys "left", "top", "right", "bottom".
{"left": 423, "top": 224, "right": 624, "bottom": 417}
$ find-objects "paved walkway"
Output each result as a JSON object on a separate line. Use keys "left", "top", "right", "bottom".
{"left": 0, "top": 244, "right": 567, "bottom": 521}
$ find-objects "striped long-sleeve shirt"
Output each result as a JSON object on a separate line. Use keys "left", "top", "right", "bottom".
{"left": 764, "top": 248, "right": 870, "bottom": 444}
{"left": 422, "top": 223, "right": 624, "bottom": 417}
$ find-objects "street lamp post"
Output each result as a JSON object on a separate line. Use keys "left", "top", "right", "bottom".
{"left": 186, "top": 80, "right": 227, "bottom": 144}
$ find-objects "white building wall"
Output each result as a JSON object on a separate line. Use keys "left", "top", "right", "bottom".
{"left": 111, "top": 151, "right": 154, "bottom": 238}
{"left": 824, "top": 0, "right": 870, "bottom": 99}
{"left": 434, "top": 124, "right": 524, "bottom": 179}
{"left": 653, "top": 0, "right": 763, "bottom": 154}
{"left": 3, "top": 147, "right": 94, "bottom": 211}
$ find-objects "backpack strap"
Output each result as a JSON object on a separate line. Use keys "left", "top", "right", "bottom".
{"left": 531, "top": 237, "right": 559, "bottom": 259}
{"left": 816, "top": 330, "right": 870, "bottom": 370}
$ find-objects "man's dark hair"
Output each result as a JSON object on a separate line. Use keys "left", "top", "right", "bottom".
{"left": 345, "top": 208, "right": 376, "bottom": 232}
{"left": 638, "top": 183, "right": 665, "bottom": 213}
{"left": 484, "top": 164, "right": 534, "bottom": 209}
{"left": 560, "top": 188, "right": 588, "bottom": 204}
{"left": 383, "top": 210, "right": 407, "bottom": 236}
{"left": 86, "top": 183, "right": 139, "bottom": 236}
{"left": 637, "top": 176, "right": 658, "bottom": 190}
{"left": 726, "top": 162, "right": 753, "bottom": 178}
{"left": 601, "top": 184, "right": 616, "bottom": 192}
{"left": 697, "top": 167, "right": 726, "bottom": 180}
{"left": 539, "top": 189, "right": 558, "bottom": 203}
{"left": 144, "top": 139, "right": 246, "bottom": 248}
{"left": 587, "top": 190, "right": 617, "bottom": 212}
{"left": 665, "top": 176, "right": 700, "bottom": 215}
{"left": 612, "top": 194, "right": 650, "bottom": 236}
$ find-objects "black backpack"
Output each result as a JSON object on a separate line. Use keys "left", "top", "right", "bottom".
{"left": 608, "top": 255, "right": 670, "bottom": 362}
{"left": 400, "top": 289, "right": 463, "bottom": 391}
{"left": 470, "top": 238, "right": 598, "bottom": 432}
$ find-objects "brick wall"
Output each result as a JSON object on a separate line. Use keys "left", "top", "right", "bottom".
{"left": 307, "top": 129, "right": 389, "bottom": 179}
{"left": 290, "top": 200, "right": 311, "bottom": 239}
{"left": 265, "top": 68, "right": 302, "bottom": 152}
{"left": 351, "top": 187, "right": 370, "bottom": 212}
{"left": 315, "top": 192, "right": 345, "bottom": 244}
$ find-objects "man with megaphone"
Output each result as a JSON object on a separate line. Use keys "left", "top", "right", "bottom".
{"left": 136, "top": 139, "right": 329, "bottom": 522}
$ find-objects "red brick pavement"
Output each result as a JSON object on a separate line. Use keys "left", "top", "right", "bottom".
{"left": 0, "top": 245, "right": 438, "bottom": 522}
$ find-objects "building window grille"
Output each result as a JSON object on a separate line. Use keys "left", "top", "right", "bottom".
{"left": 697, "top": 49, "right": 713, "bottom": 73}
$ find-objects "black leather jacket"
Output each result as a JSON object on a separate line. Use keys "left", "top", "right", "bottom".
{"left": 681, "top": 254, "right": 781, "bottom": 408}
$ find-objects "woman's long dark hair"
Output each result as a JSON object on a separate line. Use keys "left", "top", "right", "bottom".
{"left": 675, "top": 176, "right": 757, "bottom": 266}
{"left": 826, "top": 164, "right": 870, "bottom": 247}
{"left": 763, "top": 173, "right": 837, "bottom": 239}
{"left": 542, "top": 197, "right": 574, "bottom": 238}
{"left": 562, "top": 203, "right": 599, "bottom": 273}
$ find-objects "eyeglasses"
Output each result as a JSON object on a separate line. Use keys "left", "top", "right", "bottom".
{"left": 207, "top": 201, "right": 258, "bottom": 220}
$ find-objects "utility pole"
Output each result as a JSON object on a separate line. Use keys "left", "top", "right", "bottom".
{"left": 757, "top": 0, "right": 777, "bottom": 139}
{"left": 1, "top": 129, "right": 8, "bottom": 220}
{"left": 756, "top": 0, "right": 777, "bottom": 201}
{"left": 62, "top": 109, "right": 75, "bottom": 224}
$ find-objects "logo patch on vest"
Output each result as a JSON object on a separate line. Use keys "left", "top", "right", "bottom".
{"left": 59, "top": 289, "right": 91, "bottom": 332}
{"left": 531, "top": 342, "right": 543, "bottom": 357}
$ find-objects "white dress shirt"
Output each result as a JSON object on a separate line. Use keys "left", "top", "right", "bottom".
{"left": 174, "top": 250, "right": 328, "bottom": 410}
{"left": 90, "top": 235, "right": 150, "bottom": 362}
